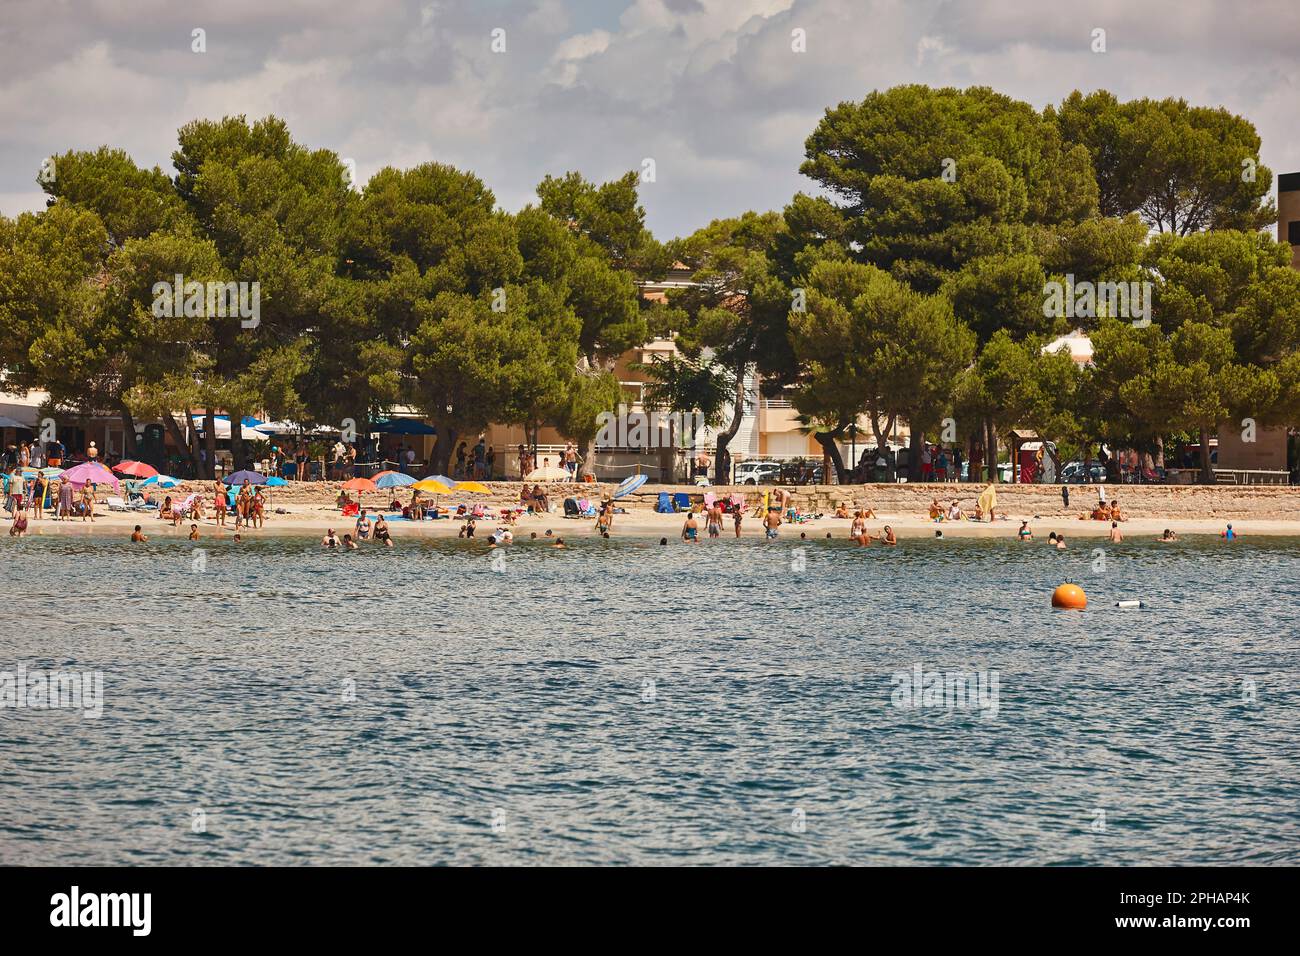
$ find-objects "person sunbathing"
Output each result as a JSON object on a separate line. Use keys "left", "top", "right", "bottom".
{"left": 1109, "top": 502, "right": 1124, "bottom": 522}
{"left": 834, "top": 502, "right": 851, "bottom": 519}
{"left": 928, "top": 498, "right": 943, "bottom": 520}
{"left": 946, "top": 501, "right": 963, "bottom": 521}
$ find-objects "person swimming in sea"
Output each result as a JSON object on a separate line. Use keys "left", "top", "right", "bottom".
{"left": 374, "top": 514, "right": 393, "bottom": 548}
{"left": 1108, "top": 521, "right": 1123, "bottom": 543}
{"left": 1221, "top": 523, "right": 1237, "bottom": 540}
{"left": 1157, "top": 528, "right": 1178, "bottom": 542}
{"left": 551, "top": 537, "right": 566, "bottom": 548}
{"left": 130, "top": 525, "right": 147, "bottom": 542}
{"left": 1054, "top": 533, "right": 1067, "bottom": 550}
{"left": 322, "top": 528, "right": 340, "bottom": 548}
{"left": 188, "top": 524, "right": 200, "bottom": 541}
{"left": 1017, "top": 520, "right": 1033, "bottom": 541}
{"left": 343, "top": 533, "right": 358, "bottom": 550}
{"left": 880, "top": 525, "right": 897, "bottom": 546}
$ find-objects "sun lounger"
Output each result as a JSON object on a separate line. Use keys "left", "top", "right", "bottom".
{"left": 106, "top": 496, "right": 131, "bottom": 512}
{"left": 672, "top": 492, "right": 690, "bottom": 512}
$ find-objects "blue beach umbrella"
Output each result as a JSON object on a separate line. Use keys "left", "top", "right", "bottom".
{"left": 421, "top": 474, "right": 455, "bottom": 488}
{"left": 265, "top": 476, "right": 288, "bottom": 487}
{"left": 140, "top": 474, "right": 180, "bottom": 488}
{"left": 375, "top": 472, "right": 416, "bottom": 489}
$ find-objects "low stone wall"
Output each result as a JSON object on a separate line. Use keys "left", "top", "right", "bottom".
{"left": 166, "top": 479, "right": 1300, "bottom": 519}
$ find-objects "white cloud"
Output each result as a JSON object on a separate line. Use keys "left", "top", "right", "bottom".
{"left": 1, "top": 0, "right": 1296, "bottom": 240}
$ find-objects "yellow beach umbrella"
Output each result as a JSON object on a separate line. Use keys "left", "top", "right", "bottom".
{"left": 413, "top": 478, "right": 453, "bottom": 494}
{"left": 454, "top": 480, "right": 491, "bottom": 494}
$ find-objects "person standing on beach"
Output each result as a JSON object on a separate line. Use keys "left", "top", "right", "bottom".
{"left": 80, "top": 482, "right": 95, "bottom": 521}
{"left": 213, "top": 482, "right": 227, "bottom": 527}
{"left": 57, "top": 478, "right": 73, "bottom": 520}
{"left": 732, "top": 502, "right": 743, "bottom": 538}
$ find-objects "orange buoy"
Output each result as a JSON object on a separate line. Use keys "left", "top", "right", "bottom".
{"left": 1051, "top": 583, "right": 1087, "bottom": 610}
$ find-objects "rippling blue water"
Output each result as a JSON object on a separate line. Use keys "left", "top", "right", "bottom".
{"left": 1, "top": 531, "right": 1297, "bottom": 865}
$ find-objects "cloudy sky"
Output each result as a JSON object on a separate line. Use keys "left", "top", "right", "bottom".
{"left": 2, "top": 0, "right": 1297, "bottom": 239}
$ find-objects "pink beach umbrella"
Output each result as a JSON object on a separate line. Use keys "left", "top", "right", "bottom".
{"left": 60, "top": 460, "right": 121, "bottom": 490}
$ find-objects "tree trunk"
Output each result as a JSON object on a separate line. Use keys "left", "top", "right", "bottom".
{"left": 164, "top": 410, "right": 202, "bottom": 479}
{"left": 815, "top": 427, "right": 848, "bottom": 484}
{"left": 1199, "top": 425, "right": 1214, "bottom": 484}
{"left": 714, "top": 367, "right": 747, "bottom": 485}
{"left": 228, "top": 410, "right": 247, "bottom": 472}
{"left": 908, "top": 429, "right": 923, "bottom": 482}
{"left": 203, "top": 409, "right": 218, "bottom": 479}
{"left": 117, "top": 405, "right": 137, "bottom": 461}
{"left": 432, "top": 424, "right": 458, "bottom": 476}
{"left": 985, "top": 419, "right": 998, "bottom": 483}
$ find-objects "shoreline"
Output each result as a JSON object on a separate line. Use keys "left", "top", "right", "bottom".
{"left": 5, "top": 509, "right": 1281, "bottom": 540}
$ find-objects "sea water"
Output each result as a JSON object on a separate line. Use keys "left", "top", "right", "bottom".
{"left": 1, "top": 533, "right": 1296, "bottom": 864}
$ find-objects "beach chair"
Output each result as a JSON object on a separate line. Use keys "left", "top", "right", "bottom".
{"left": 106, "top": 496, "right": 131, "bottom": 512}
{"left": 655, "top": 492, "right": 672, "bottom": 513}
{"left": 672, "top": 492, "right": 690, "bottom": 512}
{"left": 174, "top": 493, "right": 200, "bottom": 517}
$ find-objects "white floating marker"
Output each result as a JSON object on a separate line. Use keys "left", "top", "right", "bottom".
{"left": 1115, "top": 600, "right": 1145, "bottom": 609}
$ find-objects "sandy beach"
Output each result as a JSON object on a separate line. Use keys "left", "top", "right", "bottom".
{"left": 10, "top": 480, "right": 1295, "bottom": 541}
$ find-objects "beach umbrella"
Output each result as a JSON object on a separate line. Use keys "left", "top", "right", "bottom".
{"left": 413, "top": 478, "right": 452, "bottom": 492}
{"left": 113, "top": 460, "right": 159, "bottom": 478}
{"left": 265, "top": 476, "right": 288, "bottom": 487}
{"left": 375, "top": 472, "right": 416, "bottom": 489}
{"left": 454, "top": 480, "right": 492, "bottom": 494}
{"left": 419, "top": 474, "right": 455, "bottom": 487}
{"left": 341, "top": 477, "right": 377, "bottom": 493}
{"left": 525, "top": 465, "right": 569, "bottom": 482}
{"left": 223, "top": 470, "right": 267, "bottom": 485}
{"left": 60, "top": 460, "right": 120, "bottom": 490}
{"left": 613, "top": 473, "right": 648, "bottom": 499}
{"left": 140, "top": 474, "right": 180, "bottom": 488}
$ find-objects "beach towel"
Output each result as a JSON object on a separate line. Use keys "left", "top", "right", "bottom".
{"left": 672, "top": 492, "right": 690, "bottom": 512}
{"left": 703, "top": 492, "right": 716, "bottom": 508}
{"left": 655, "top": 492, "right": 672, "bottom": 513}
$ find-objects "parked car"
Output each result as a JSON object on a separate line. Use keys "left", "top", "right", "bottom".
{"left": 1059, "top": 460, "right": 1108, "bottom": 484}
{"left": 734, "top": 460, "right": 783, "bottom": 485}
